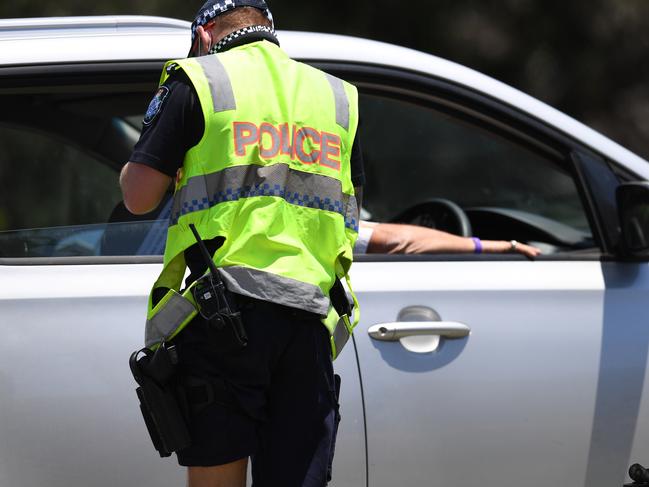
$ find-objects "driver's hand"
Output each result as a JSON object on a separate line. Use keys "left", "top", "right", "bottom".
{"left": 483, "top": 240, "right": 542, "bottom": 259}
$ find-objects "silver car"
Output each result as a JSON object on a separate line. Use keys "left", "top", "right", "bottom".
{"left": 1, "top": 15, "right": 649, "bottom": 487}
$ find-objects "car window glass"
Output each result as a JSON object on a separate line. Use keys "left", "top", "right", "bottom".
{"left": 0, "top": 124, "right": 120, "bottom": 229}
{"left": 0, "top": 82, "right": 597, "bottom": 260}
{"left": 0, "top": 87, "right": 166, "bottom": 259}
{"left": 0, "top": 124, "right": 122, "bottom": 257}
{"left": 359, "top": 93, "right": 593, "bottom": 251}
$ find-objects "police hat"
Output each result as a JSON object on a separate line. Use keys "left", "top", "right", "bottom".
{"left": 190, "top": 0, "right": 274, "bottom": 45}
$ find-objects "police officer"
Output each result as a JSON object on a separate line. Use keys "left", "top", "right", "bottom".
{"left": 120, "top": 1, "right": 364, "bottom": 486}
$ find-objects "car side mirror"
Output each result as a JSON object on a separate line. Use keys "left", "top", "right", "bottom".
{"left": 616, "top": 182, "right": 649, "bottom": 258}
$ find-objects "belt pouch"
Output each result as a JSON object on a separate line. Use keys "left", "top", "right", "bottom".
{"left": 130, "top": 345, "right": 191, "bottom": 457}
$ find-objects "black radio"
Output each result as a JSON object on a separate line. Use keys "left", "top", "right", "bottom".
{"left": 189, "top": 224, "right": 248, "bottom": 347}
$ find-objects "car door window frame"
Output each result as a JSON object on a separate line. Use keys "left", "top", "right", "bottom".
{"left": 571, "top": 150, "right": 623, "bottom": 253}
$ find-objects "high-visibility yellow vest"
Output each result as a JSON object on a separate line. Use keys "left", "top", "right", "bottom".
{"left": 145, "top": 41, "right": 360, "bottom": 358}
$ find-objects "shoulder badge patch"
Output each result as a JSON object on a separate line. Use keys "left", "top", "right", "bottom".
{"left": 143, "top": 86, "right": 170, "bottom": 126}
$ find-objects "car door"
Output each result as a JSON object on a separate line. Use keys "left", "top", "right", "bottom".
{"left": 0, "top": 67, "right": 367, "bottom": 487}
{"left": 326, "top": 65, "right": 649, "bottom": 487}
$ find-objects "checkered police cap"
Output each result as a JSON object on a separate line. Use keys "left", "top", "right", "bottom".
{"left": 190, "top": 0, "right": 274, "bottom": 44}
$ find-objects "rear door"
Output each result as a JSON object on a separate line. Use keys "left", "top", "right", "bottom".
{"left": 331, "top": 66, "right": 649, "bottom": 487}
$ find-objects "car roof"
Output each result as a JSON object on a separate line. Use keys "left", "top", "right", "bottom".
{"left": 1, "top": 15, "right": 648, "bottom": 179}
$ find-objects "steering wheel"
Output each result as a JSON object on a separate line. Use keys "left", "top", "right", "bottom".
{"left": 389, "top": 198, "right": 473, "bottom": 237}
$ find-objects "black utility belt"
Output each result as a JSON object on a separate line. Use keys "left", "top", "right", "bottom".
{"left": 232, "top": 292, "right": 321, "bottom": 320}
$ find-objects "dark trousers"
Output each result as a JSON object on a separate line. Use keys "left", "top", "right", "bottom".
{"left": 174, "top": 297, "right": 341, "bottom": 487}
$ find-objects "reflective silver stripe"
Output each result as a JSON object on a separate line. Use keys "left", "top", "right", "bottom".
{"left": 218, "top": 266, "right": 329, "bottom": 315}
{"left": 170, "top": 163, "right": 354, "bottom": 227}
{"left": 171, "top": 172, "right": 208, "bottom": 225}
{"left": 345, "top": 194, "right": 359, "bottom": 232}
{"left": 325, "top": 73, "right": 349, "bottom": 131}
{"left": 196, "top": 55, "right": 236, "bottom": 113}
{"left": 332, "top": 316, "right": 351, "bottom": 357}
{"left": 145, "top": 291, "right": 196, "bottom": 348}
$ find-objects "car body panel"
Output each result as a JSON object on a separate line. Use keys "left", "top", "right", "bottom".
{"left": 0, "top": 263, "right": 366, "bottom": 487}
{"left": 352, "top": 260, "right": 649, "bottom": 486}
{"left": 1, "top": 14, "right": 649, "bottom": 487}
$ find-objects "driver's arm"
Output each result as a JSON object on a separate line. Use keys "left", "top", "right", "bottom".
{"left": 362, "top": 221, "right": 541, "bottom": 258}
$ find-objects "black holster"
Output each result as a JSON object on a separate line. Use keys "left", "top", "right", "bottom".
{"left": 129, "top": 343, "right": 191, "bottom": 457}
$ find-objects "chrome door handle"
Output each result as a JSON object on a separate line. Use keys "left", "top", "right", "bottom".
{"left": 368, "top": 321, "right": 471, "bottom": 341}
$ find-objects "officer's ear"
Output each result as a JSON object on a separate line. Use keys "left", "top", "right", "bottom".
{"left": 193, "top": 25, "right": 214, "bottom": 57}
